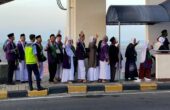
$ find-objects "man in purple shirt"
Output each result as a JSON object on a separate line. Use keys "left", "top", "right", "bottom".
{"left": 5, "top": 33, "right": 18, "bottom": 85}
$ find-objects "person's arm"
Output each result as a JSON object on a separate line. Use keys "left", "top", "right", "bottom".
{"left": 33, "top": 44, "right": 39, "bottom": 67}
{"left": 134, "top": 41, "right": 140, "bottom": 47}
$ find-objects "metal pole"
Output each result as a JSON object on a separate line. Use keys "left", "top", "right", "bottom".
{"left": 118, "top": 22, "right": 121, "bottom": 82}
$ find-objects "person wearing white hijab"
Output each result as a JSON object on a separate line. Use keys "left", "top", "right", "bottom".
{"left": 61, "top": 37, "right": 75, "bottom": 83}
{"left": 87, "top": 35, "right": 99, "bottom": 82}
{"left": 139, "top": 42, "right": 153, "bottom": 82}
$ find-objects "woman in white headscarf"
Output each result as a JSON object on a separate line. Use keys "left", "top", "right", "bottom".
{"left": 61, "top": 37, "right": 75, "bottom": 83}
{"left": 139, "top": 42, "right": 153, "bottom": 82}
{"left": 87, "top": 35, "right": 99, "bottom": 82}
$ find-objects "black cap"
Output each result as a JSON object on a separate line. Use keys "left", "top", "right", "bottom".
{"left": 50, "top": 34, "right": 55, "bottom": 38}
{"left": 162, "top": 29, "right": 167, "bottom": 34}
{"left": 29, "top": 34, "right": 35, "bottom": 40}
{"left": 7, "top": 33, "right": 14, "bottom": 38}
{"left": 36, "top": 35, "right": 41, "bottom": 39}
{"left": 20, "top": 33, "right": 25, "bottom": 37}
{"left": 110, "top": 37, "right": 116, "bottom": 42}
{"left": 56, "top": 33, "right": 62, "bottom": 38}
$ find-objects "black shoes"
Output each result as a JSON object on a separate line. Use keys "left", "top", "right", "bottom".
{"left": 37, "top": 87, "right": 46, "bottom": 91}
{"left": 7, "top": 82, "right": 15, "bottom": 85}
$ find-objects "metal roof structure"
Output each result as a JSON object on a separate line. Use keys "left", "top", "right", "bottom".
{"left": 106, "top": 0, "right": 170, "bottom": 25}
{"left": 0, "top": 0, "right": 13, "bottom": 5}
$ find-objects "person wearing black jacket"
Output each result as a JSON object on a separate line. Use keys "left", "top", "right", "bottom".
{"left": 109, "top": 37, "right": 119, "bottom": 82}
{"left": 125, "top": 38, "right": 139, "bottom": 81}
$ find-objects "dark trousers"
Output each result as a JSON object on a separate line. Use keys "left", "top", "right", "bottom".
{"left": 48, "top": 62, "right": 57, "bottom": 82}
{"left": 110, "top": 63, "right": 116, "bottom": 82}
{"left": 7, "top": 61, "right": 15, "bottom": 83}
{"left": 26, "top": 64, "right": 41, "bottom": 89}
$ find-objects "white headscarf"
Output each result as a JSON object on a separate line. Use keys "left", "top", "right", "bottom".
{"left": 89, "top": 36, "right": 94, "bottom": 43}
{"left": 140, "top": 41, "right": 149, "bottom": 63}
{"left": 158, "top": 36, "right": 165, "bottom": 45}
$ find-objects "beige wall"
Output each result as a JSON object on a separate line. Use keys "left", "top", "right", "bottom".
{"left": 67, "top": 0, "right": 106, "bottom": 46}
{"left": 145, "top": 0, "right": 170, "bottom": 45}
{"left": 156, "top": 54, "right": 170, "bottom": 80}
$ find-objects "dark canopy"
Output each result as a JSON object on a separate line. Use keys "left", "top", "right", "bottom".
{"left": 0, "top": 0, "right": 13, "bottom": 5}
{"left": 106, "top": 0, "right": 170, "bottom": 25}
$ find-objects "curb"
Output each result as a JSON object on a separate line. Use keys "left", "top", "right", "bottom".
{"left": 1, "top": 82, "right": 170, "bottom": 100}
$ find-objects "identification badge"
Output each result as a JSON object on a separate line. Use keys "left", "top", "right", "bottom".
{"left": 56, "top": 49, "right": 61, "bottom": 54}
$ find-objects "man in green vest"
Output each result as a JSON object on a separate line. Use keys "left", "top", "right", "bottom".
{"left": 25, "top": 34, "right": 45, "bottom": 91}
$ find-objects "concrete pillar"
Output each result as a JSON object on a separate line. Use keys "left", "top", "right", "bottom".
{"left": 0, "top": 62, "right": 8, "bottom": 84}
{"left": 145, "top": 0, "right": 170, "bottom": 45}
{"left": 67, "top": 0, "right": 106, "bottom": 45}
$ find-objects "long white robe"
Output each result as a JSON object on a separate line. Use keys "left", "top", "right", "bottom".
{"left": 99, "top": 61, "right": 110, "bottom": 80}
{"left": 87, "top": 67, "right": 99, "bottom": 81}
{"left": 19, "top": 60, "right": 28, "bottom": 82}
{"left": 78, "top": 60, "right": 86, "bottom": 80}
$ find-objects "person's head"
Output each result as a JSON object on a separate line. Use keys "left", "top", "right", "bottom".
{"left": 29, "top": 34, "right": 36, "bottom": 42}
{"left": 7, "top": 33, "right": 15, "bottom": 41}
{"left": 131, "top": 38, "right": 137, "bottom": 44}
{"left": 50, "top": 34, "right": 56, "bottom": 42}
{"left": 56, "top": 34, "right": 62, "bottom": 42}
{"left": 36, "top": 35, "right": 42, "bottom": 43}
{"left": 20, "top": 34, "right": 26, "bottom": 42}
{"left": 103, "top": 35, "right": 108, "bottom": 43}
{"left": 110, "top": 37, "right": 117, "bottom": 44}
{"left": 161, "top": 29, "right": 168, "bottom": 37}
{"left": 79, "top": 31, "right": 85, "bottom": 42}
{"left": 67, "top": 38, "right": 72, "bottom": 45}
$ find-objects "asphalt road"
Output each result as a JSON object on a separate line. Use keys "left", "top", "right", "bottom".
{"left": 0, "top": 92, "right": 170, "bottom": 110}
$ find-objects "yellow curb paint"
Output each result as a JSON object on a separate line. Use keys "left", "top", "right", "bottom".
{"left": 68, "top": 85, "right": 87, "bottom": 93}
{"left": 140, "top": 83, "right": 157, "bottom": 91}
{"left": 105, "top": 84, "right": 123, "bottom": 92}
{"left": 28, "top": 90, "right": 48, "bottom": 97}
{"left": 0, "top": 91, "right": 7, "bottom": 99}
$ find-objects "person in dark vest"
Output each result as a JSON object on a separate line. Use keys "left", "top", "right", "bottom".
{"left": 5, "top": 33, "right": 18, "bottom": 85}
{"left": 45, "top": 34, "right": 57, "bottom": 83}
{"left": 125, "top": 38, "right": 139, "bottom": 81}
{"left": 55, "top": 33, "right": 63, "bottom": 82}
{"left": 109, "top": 37, "right": 119, "bottom": 82}
{"left": 25, "top": 34, "right": 45, "bottom": 91}
{"left": 76, "top": 31, "right": 87, "bottom": 83}
{"left": 35, "top": 35, "right": 46, "bottom": 80}
{"left": 17, "top": 34, "right": 28, "bottom": 83}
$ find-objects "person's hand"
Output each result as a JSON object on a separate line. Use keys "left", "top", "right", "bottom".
{"left": 64, "top": 37, "right": 68, "bottom": 44}
{"left": 37, "top": 63, "right": 40, "bottom": 68}
{"left": 96, "top": 34, "right": 99, "bottom": 39}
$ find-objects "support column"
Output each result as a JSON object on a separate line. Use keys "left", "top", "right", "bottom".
{"left": 67, "top": 0, "right": 106, "bottom": 45}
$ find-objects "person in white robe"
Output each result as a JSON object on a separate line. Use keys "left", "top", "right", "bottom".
{"left": 62, "top": 37, "right": 75, "bottom": 83}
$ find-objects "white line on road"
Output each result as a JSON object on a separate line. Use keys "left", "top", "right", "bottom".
{"left": 1, "top": 91, "right": 170, "bottom": 102}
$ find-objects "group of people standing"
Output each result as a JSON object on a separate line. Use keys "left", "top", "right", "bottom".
{"left": 3, "top": 29, "right": 169, "bottom": 90}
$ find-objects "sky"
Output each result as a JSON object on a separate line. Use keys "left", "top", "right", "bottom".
{"left": 0, "top": 0, "right": 145, "bottom": 43}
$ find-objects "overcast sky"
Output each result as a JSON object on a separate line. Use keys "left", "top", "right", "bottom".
{"left": 0, "top": 0, "right": 145, "bottom": 42}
